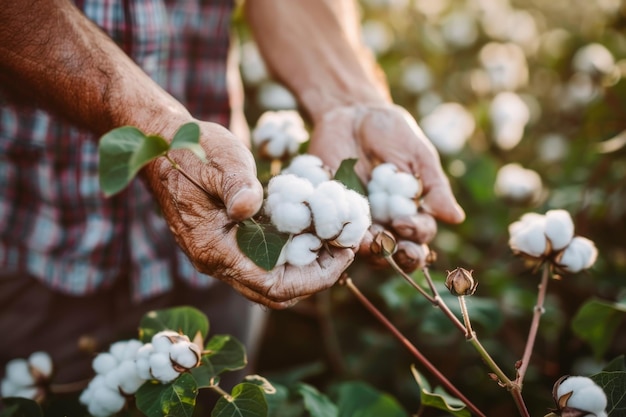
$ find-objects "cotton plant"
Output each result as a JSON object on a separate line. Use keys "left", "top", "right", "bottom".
{"left": 1, "top": 351, "right": 53, "bottom": 402}
{"left": 508, "top": 209, "right": 598, "bottom": 273}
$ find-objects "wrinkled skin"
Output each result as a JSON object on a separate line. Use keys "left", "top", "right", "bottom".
{"left": 309, "top": 104, "right": 465, "bottom": 272}
{"left": 143, "top": 121, "right": 354, "bottom": 309}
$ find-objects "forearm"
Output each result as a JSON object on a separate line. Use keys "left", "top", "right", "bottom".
{"left": 0, "top": 0, "right": 190, "bottom": 137}
{"left": 244, "top": 0, "right": 392, "bottom": 123}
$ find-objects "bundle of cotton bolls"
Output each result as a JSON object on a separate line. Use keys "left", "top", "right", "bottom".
{"left": 1, "top": 351, "right": 53, "bottom": 402}
{"left": 265, "top": 155, "right": 371, "bottom": 267}
{"left": 367, "top": 163, "right": 423, "bottom": 224}
{"left": 508, "top": 209, "right": 598, "bottom": 273}
{"left": 79, "top": 339, "right": 145, "bottom": 417}
{"left": 252, "top": 110, "right": 309, "bottom": 160}
{"left": 135, "top": 330, "right": 201, "bottom": 384}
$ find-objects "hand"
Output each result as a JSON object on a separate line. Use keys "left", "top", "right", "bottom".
{"left": 308, "top": 104, "right": 465, "bottom": 271}
{"left": 143, "top": 121, "right": 355, "bottom": 308}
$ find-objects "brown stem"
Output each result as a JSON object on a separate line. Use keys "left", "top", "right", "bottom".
{"left": 515, "top": 264, "right": 551, "bottom": 387}
{"left": 339, "top": 276, "right": 486, "bottom": 417}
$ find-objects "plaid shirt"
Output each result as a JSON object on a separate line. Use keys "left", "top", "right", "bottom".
{"left": 0, "top": 0, "right": 234, "bottom": 300}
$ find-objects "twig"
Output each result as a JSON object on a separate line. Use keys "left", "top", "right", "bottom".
{"left": 516, "top": 264, "right": 551, "bottom": 386}
{"left": 339, "top": 275, "right": 486, "bottom": 417}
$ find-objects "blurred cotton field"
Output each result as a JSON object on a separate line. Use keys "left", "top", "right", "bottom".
{"left": 234, "top": 1, "right": 626, "bottom": 415}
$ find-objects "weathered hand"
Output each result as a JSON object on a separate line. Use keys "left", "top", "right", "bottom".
{"left": 308, "top": 104, "right": 464, "bottom": 271}
{"left": 143, "top": 121, "right": 354, "bottom": 308}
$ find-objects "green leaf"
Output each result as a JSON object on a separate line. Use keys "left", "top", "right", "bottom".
{"left": 571, "top": 299, "right": 626, "bottom": 359}
{"left": 0, "top": 398, "right": 43, "bottom": 417}
{"left": 590, "top": 371, "right": 626, "bottom": 416}
{"left": 136, "top": 373, "right": 198, "bottom": 417}
{"left": 333, "top": 381, "right": 408, "bottom": 417}
{"left": 333, "top": 158, "right": 365, "bottom": 195}
{"left": 170, "top": 122, "right": 207, "bottom": 163}
{"left": 236, "top": 220, "right": 289, "bottom": 270}
{"left": 98, "top": 126, "right": 168, "bottom": 196}
{"left": 191, "top": 334, "right": 247, "bottom": 387}
{"left": 264, "top": 382, "right": 306, "bottom": 417}
{"left": 411, "top": 366, "right": 471, "bottom": 417}
{"left": 139, "top": 306, "right": 209, "bottom": 344}
{"left": 297, "top": 383, "right": 338, "bottom": 417}
{"left": 212, "top": 383, "right": 268, "bottom": 417}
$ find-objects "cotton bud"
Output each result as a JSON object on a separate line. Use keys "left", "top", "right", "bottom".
{"left": 370, "top": 230, "right": 397, "bottom": 257}
{"left": 445, "top": 268, "right": 478, "bottom": 296}
{"left": 556, "top": 237, "right": 598, "bottom": 274}
{"left": 252, "top": 110, "right": 309, "bottom": 160}
{"left": 282, "top": 154, "right": 332, "bottom": 186}
{"left": 552, "top": 376, "right": 607, "bottom": 417}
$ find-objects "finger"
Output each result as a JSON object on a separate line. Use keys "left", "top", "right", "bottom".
{"left": 421, "top": 184, "right": 465, "bottom": 225}
{"left": 391, "top": 212, "right": 438, "bottom": 244}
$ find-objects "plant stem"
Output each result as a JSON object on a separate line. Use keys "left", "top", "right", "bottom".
{"left": 165, "top": 154, "right": 223, "bottom": 208}
{"left": 516, "top": 264, "right": 550, "bottom": 387}
{"left": 339, "top": 275, "right": 486, "bottom": 417}
{"left": 386, "top": 261, "right": 531, "bottom": 416}
{"left": 458, "top": 296, "right": 474, "bottom": 339}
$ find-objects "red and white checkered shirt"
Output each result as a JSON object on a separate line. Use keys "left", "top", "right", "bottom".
{"left": 0, "top": 0, "right": 235, "bottom": 300}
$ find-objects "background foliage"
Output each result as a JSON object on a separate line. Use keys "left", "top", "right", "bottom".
{"left": 236, "top": 0, "right": 626, "bottom": 415}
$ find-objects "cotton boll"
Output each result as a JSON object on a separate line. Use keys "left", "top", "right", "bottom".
{"left": 266, "top": 174, "right": 315, "bottom": 203}
{"left": 6, "top": 359, "right": 35, "bottom": 387}
{"left": 420, "top": 103, "right": 475, "bottom": 155}
{"left": 149, "top": 352, "right": 180, "bottom": 383}
{"left": 479, "top": 42, "right": 529, "bottom": 92}
{"left": 284, "top": 233, "right": 322, "bottom": 266}
{"left": 1, "top": 378, "right": 19, "bottom": 397}
{"left": 572, "top": 43, "right": 615, "bottom": 76}
{"left": 152, "top": 331, "right": 180, "bottom": 354}
{"left": 282, "top": 155, "right": 332, "bottom": 186}
{"left": 257, "top": 81, "right": 297, "bottom": 110}
{"left": 544, "top": 209, "right": 574, "bottom": 251}
{"left": 266, "top": 200, "right": 312, "bottom": 234}
{"left": 252, "top": 110, "right": 309, "bottom": 159}
{"left": 369, "top": 192, "right": 391, "bottom": 223}
{"left": 494, "top": 163, "right": 542, "bottom": 204}
{"left": 557, "top": 237, "right": 598, "bottom": 273}
{"left": 117, "top": 360, "right": 146, "bottom": 394}
{"left": 386, "top": 171, "right": 421, "bottom": 199}
{"left": 170, "top": 342, "right": 200, "bottom": 369}
{"left": 122, "top": 340, "right": 144, "bottom": 361}
{"left": 27, "top": 352, "right": 53, "bottom": 379}
{"left": 370, "top": 163, "right": 397, "bottom": 190}
{"left": 332, "top": 190, "right": 371, "bottom": 248}
{"left": 388, "top": 195, "right": 418, "bottom": 219}
{"left": 93, "top": 384, "right": 126, "bottom": 415}
{"left": 508, "top": 214, "right": 547, "bottom": 257}
{"left": 490, "top": 92, "right": 530, "bottom": 150}
{"left": 556, "top": 376, "right": 607, "bottom": 415}
{"left": 135, "top": 344, "right": 154, "bottom": 380}
{"left": 308, "top": 181, "right": 351, "bottom": 240}
{"left": 441, "top": 10, "right": 478, "bottom": 49}
{"left": 401, "top": 60, "right": 432, "bottom": 94}
{"left": 92, "top": 353, "right": 118, "bottom": 375}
